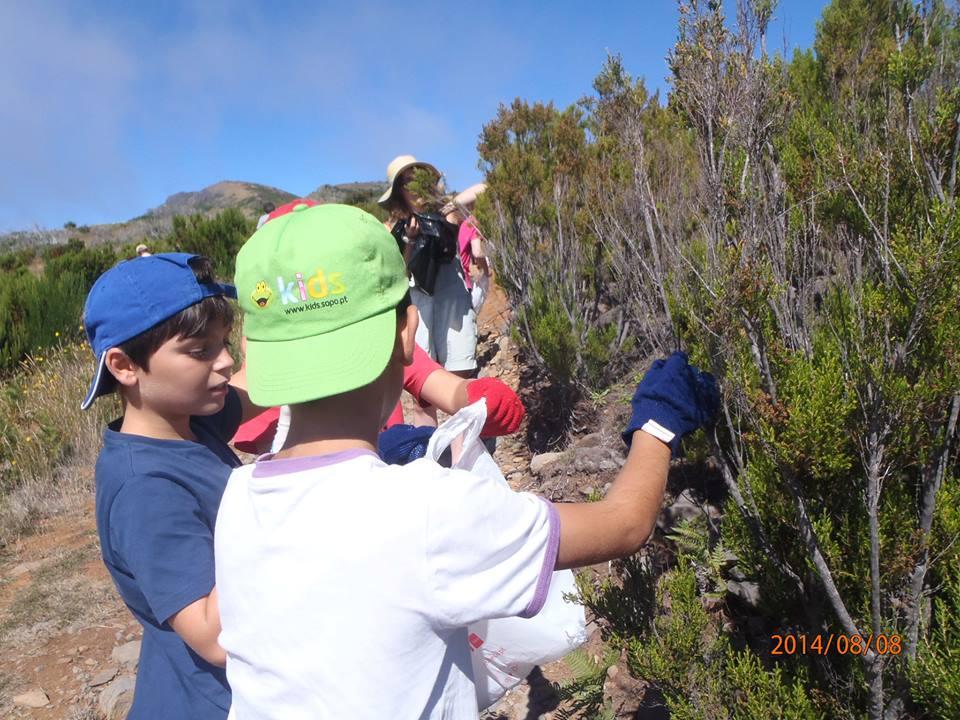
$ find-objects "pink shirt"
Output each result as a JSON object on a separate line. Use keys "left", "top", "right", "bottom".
{"left": 458, "top": 218, "right": 481, "bottom": 290}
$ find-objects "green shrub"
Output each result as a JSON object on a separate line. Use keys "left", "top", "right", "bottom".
{"left": 910, "top": 564, "right": 960, "bottom": 719}
{"left": 555, "top": 645, "right": 620, "bottom": 720}
{"left": 0, "top": 248, "right": 37, "bottom": 273}
{"left": 170, "top": 208, "right": 253, "bottom": 276}
{"left": 626, "top": 562, "right": 824, "bottom": 720}
{"left": 0, "top": 270, "right": 88, "bottom": 371}
{"left": 477, "top": 99, "right": 629, "bottom": 395}
{"left": 44, "top": 239, "right": 117, "bottom": 286}
{"left": 0, "top": 210, "right": 250, "bottom": 373}
{"left": 518, "top": 281, "right": 580, "bottom": 385}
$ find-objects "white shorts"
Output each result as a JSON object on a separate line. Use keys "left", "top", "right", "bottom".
{"left": 411, "top": 262, "right": 477, "bottom": 372}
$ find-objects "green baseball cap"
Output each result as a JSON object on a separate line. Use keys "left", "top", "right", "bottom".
{"left": 235, "top": 203, "right": 409, "bottom": 406}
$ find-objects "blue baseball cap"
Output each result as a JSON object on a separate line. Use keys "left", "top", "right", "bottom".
{"left": 80, "top": 253, "right": 237, "bottom": 410}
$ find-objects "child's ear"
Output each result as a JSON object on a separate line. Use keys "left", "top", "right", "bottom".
{"left": 397, "top": 305, "right": 419, "bottom": 366}
{"left": 104, "top": 348, "right": 140, "bottom": 388}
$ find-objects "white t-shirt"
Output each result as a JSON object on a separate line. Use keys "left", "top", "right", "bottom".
{"left": 215, "top": 448, "right": 559, "bottom": 720}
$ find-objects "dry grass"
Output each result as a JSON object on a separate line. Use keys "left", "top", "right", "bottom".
{"left": 0, "top": 543, "right": 111, "bottom": 647}
{"left": 67, "top": 705, "right": 106, "bottom": 720}
{"left": 0, "top": 341, "right": 119, "bottom": 545}
{"left": 0, "top": 316, "right": 246, "bottom": 546}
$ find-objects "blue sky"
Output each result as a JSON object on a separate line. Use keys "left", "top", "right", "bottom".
{"left": 0, "top": 0, "right": 828, "bottom": 232}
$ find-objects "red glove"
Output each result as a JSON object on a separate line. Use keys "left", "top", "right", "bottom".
{"left": 466, "top": 377, "right": 525, "bottom": 438}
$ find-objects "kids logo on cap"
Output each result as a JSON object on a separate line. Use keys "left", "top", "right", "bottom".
{"left": 251, "top": 282, "right": 273, "bottom": 308}
{"left": 251, "top": 267, "right": 347, "bottom": 311}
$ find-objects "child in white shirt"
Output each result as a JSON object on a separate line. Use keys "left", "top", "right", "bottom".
{"left": 216, "top": 203, "right": 717, "bottom": 719}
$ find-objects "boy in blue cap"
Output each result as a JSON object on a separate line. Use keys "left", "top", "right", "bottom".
{"left": 82, "top": 253, "right": 263, "bottom": 720}
{"left": 217, "top": 204, "right": 719, "bottom": 718}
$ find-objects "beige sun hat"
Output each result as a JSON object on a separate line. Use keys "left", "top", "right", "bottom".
{"left": 377, "top": 154, "right": 440, "bottom": 206}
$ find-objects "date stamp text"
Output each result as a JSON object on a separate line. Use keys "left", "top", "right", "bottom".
{"left": 771, "top": 633, "right": 902, "bottom": 656}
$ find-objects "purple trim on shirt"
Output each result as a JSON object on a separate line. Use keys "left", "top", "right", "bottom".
{"left": 251, "top": 448, "right": 380, "bottom": 477}
{"left": 519, "top": 498, "right": 561, "bottom": 619}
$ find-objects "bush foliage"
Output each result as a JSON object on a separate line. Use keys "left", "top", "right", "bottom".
{"left": 0, "top": 211, "right": 254, "bottom": 375}
{"left": 479, "top": 1, "right": 959, "bottom": 718}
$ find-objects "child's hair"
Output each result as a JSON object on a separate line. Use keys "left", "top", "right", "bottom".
{"left": 118, "top": 256, "right": 234, "bottom": 370}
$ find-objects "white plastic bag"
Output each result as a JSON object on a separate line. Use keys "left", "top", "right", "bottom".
{"left": 425, "top": 401, "right": 588, "bottom": 709}
{"left": 470, "top": 268, "right": 490, "bottom": 313}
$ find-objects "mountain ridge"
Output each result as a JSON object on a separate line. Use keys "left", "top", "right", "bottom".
{"left": 0, "top": 179, "right": 385, "bottom": 252}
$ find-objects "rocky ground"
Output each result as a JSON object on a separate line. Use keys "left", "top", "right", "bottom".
{"left": 0, "top": 506, "right": 140, "bottom": 719}
{"left": 0, "top": 283, "right": 719, "bottom": 718}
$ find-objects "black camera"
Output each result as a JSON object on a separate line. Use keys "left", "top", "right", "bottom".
{"left": 404, "top": 212, "right": 458, "bottom": 295}
{"left": 390, "top": 217, "right": 408, "bottom": 253}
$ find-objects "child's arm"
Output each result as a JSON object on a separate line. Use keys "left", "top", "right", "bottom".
{"left": 554, "top": 352, "right": 718, "bottom": 569}
{"left": 109, "top": 480, "right": 231, "bottom": 669}
{"left": 554, "top": 432, "right": 670, "bottom": 568}
{"left": 169, "top": 588, "right": 225, "bottom": 667}
{"left": 404, "top": 347, "right": 525, "bottom": 437}
{"left": 421, "top": 355, "right": 715, "bottom": 628}
{"left": 401, "top": 346, "right": 465, "bottom": 410}
{"left": 417, "top": 370, "right": 470, "bottom": 415}
{"left": 417, "top": 372, "right": 524, "bottom": 437}
{"left": 442, "top": 183, "right": 488, "bottom": 222}
{"left": 455, "top": 183, "right": 487, "bottom": 209}
{"left": 469, "top": 235, "right": 490, "bottom": 275}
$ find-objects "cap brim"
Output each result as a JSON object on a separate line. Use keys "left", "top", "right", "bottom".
{"left": 80, "top": 351, "right": 116, "bottom": 410}
{"left": 377, "top": 161, "right": 440, "bottom": 206}
{"left": 244, "top": 309, "right": 399, "bottom": 407}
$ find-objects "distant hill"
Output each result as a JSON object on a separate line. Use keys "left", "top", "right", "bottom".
{"left": 145, "top": 181, "right": 296, "bottom": 219}
{"left": 0, "top": 179, "right": 384, "bottom": 253}
{"left": 307, "top": 181, "right": 384, "bottom": 205}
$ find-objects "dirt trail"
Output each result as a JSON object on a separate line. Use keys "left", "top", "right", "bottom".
{"left": 0, "top": 282, "right": 619, "bottom": 719}
{"left": 0, "top": 503, "right": 138, "bottom": 719}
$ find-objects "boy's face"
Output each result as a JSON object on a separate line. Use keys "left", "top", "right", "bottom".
{"left": 133, "top": 321, "right": 234, "bottom": 418}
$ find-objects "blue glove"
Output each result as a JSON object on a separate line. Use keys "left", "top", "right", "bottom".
{"left": 378, "top": 424, "right": 436, "bottom": 465}
{"left": 622, "top": 351, "right": 719, "bottom": 455}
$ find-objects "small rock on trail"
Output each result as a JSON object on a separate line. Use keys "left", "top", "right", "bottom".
{"left": 13, "top": 687, "right": 50, "bottom": 708}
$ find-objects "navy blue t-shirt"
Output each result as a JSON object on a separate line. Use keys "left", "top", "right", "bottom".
{"left": 94, "top": 388, "right": 242, "bottom": 720}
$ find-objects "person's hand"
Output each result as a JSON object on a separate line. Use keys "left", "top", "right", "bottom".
{"left": 405, "top": 214, "right": 421, "bottom": 239}
{"left": 466, "top": 377, "right": 525, "bottom": 438}
{"left": 440, "top": 201, "right": 462, "bottom": 221}
{"left": 378, "top": 424, "right": 435, "bottom": 465}
{"left": 470, "top": 256, "right": 490, "bottom": 278}
{"left": 622, "top": 351, "right": 719, "bottom": 455}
